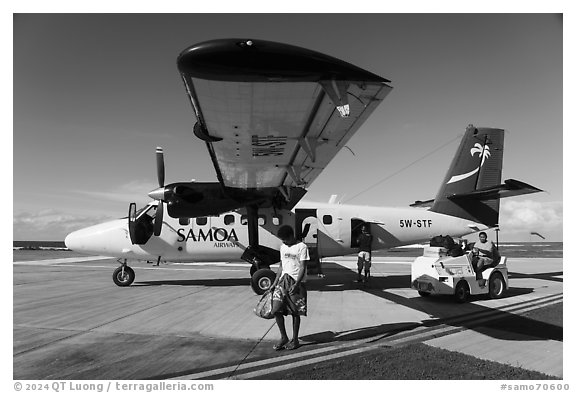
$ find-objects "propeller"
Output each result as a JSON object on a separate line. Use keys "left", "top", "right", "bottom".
{"left": 154, "top": 199, "right": 164, "bottom": 236}
{"left": 147, "top": 146, "right": 206, "bottom": 235}
{"left": 156, "top": 147, "right": 165, "bottom": 189}
{"left": 153, "top": 147, "right": 165, "bottom": 236}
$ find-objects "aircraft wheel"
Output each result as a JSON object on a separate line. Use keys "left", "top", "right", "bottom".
{"left": 251, "top": 269, "right": 276, "bottom": 295}
{"left": 454, "top": 281, "right": 470, "bottom": 303}
{"left": 418, "top": 290, "right": 431, "bottom": 297}
{"left": 113, "top": 266, "right": 135, "bottom": 287}
{"left": 489, "top": 272, "right": 505, "bottom": 299}
{"left": 250, "top": 264, "right": 258, "bottom": 276}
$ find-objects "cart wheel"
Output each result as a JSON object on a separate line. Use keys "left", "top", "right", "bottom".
{"left": 418, "top": 291, "right": 431, "bottom": 297}
{"left": 454, "top": 281, "right": 470, "bottom": 303}
{"left": 488, "top": 272, "right": 505, "bottom": 299}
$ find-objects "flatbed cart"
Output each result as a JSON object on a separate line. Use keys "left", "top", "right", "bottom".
{"left": 411, "top": 246, "right": 508, "bottom": 302}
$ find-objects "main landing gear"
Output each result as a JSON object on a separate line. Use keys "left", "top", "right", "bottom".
{"left": 244, "top": 245, "right": 278, "bottom": 295}
{"left": 250, "top": 265, "right": 276, "bottom": 295}
{"left": 242, "top": 205, "right": 280, "bottom": 295}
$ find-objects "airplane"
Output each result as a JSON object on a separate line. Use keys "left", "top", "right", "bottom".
{"left": 64, "top": 38, "right": 542, "bottom": 294}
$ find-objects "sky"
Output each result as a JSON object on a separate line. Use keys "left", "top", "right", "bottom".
{"left": 12, "top": 12, "right": 564, "bottom": 242}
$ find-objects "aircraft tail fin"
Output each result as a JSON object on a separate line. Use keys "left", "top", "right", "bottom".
{"left": 429, "top": 125, "right": 541, "bottom": 227}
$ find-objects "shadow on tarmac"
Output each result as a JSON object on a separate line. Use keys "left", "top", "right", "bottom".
{"left": 134, "top": 278, "right": 251, "bottom": 287}
{"left": 301, "top": 322, "right": 421, "bottom": 344}
{"left": 306, "top": 264, "right": 562, "bottom": 344}
{"left": 134, "top": 262, "right": 562, "bottom": 344}
{"left": 509, "top": 271, "right": 563, "bottom": 283}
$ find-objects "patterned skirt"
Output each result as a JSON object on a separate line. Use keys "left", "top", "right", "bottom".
{"left": 272, "top": 274, "right": 307, "bottom": 316}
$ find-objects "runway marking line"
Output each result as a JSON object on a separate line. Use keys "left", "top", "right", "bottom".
{"left": 13, "top": 257, "right": 250, "bottom": 270}
{"left": 166, "top": 293, "right": 563, "bottom": 380}
{"left": 16, "top": 264, "right": 249, "bottom": 274}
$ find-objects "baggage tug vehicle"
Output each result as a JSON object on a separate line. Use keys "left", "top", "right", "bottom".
{"left": 411, "top": 246, "right": 508, "bottom": 302}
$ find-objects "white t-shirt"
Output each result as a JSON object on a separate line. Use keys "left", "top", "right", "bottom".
{"left": 475, "top": 240, "right": 496, "bottom": 258}
{"left": 280, "top": 242, "right": 310, "bottom": 282}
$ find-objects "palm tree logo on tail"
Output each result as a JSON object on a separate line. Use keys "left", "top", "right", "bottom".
{"left": 447, "top": 143, "right": 491, "bottom": 184}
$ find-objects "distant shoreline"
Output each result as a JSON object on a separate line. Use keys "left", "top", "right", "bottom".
{"left": 14, "top": 241, "right": 66, "bottom": 248}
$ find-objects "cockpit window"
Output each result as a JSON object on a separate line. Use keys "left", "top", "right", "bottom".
{"left": 136, "top": 204, "right": 157, "bottom": 220}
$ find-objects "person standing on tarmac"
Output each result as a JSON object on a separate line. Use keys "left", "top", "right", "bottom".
{"left": 356, "top": 225, "right": 373, "bottom": 283}
{"left": 269, "top": 225, "right": 309, "bottom": 351}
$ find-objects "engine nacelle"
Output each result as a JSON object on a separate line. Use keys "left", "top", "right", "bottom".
{"left": 164, "top": 182, "right": 246, "bottom": 218}
{"left": 157, "top": 182, "right": 307, "bottom": 218}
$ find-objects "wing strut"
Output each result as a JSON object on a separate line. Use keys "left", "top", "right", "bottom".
{"left": 246, "top": 205, "right": 259, "bottom": 247}
{"left": 298, "top": 137, "right": 329, "bottom": 163}
{"left": 320, "top": 80, "right": 351, "bottom": 117}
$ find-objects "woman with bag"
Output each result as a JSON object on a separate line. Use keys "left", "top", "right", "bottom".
{"left": 268, "top": 225, "right": 309, "bottom": 351}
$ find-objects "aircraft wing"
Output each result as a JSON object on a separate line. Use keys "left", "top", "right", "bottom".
{"left": 177, "top": 39, "right": 392, "bottom": 200}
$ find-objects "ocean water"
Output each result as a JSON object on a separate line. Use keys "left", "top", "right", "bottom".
{"left": 13, "top": 241, "right": 68, "bottom": 250}
{"left": 375, "top": 242, "right": 563, "bottom": 258}
{"left": 496, "top": 242, "right": 563, "bottom": 258}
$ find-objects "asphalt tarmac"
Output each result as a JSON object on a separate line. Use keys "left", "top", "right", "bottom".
{"left": 13, "top": 251, "right": 563, "bottom": 379}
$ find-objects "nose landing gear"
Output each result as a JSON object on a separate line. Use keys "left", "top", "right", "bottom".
{"left": 113, "top": 259, "right": 135, "bottom": 287}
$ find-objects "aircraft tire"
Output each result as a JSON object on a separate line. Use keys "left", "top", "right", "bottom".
{"left": 418, "top": 290, "right": 431, "bottom": 297}
{"left": 250, "top": 264, "right": 258, "bottom": 276}
{"left": 454, "top": 281, "right": 470, "bottom": 303}
{"left": 113, "top": 266, "right": 135, "bottom": 287}
{"left": 251, "top": 268, "right": 276, "bottom": 295}
{"left": 488, "top": 272, "right": 505, "bottom": 299}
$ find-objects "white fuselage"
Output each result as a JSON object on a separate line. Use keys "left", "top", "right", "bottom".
{"left": 65, "top": 202, "right": 488, "bottom": 263}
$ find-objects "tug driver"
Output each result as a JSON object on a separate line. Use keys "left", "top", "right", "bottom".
{"left": 471, "top": 231, "right": 500, "bottom": 285}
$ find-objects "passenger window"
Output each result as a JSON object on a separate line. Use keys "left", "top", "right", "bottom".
{"left": 272, "top": 215, "right": 282, "bottom": 226}
{"left": 323, "top": 215, "right": 333, "bottom": 225}
{"left": 224, "top": 214, "right": 235, "bottom": 225}
{"left": 196, "top": 217, "right": 208, "bottom": 226}
{"left": 179, "top": 218, "right": 190, "bottom": 225}
{"left": 239, "top": 215, "right": 265, "bottom": 225}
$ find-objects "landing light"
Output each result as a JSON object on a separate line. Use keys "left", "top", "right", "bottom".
{"left": 238, "top": 40, "right": 254, "bottom": 48}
